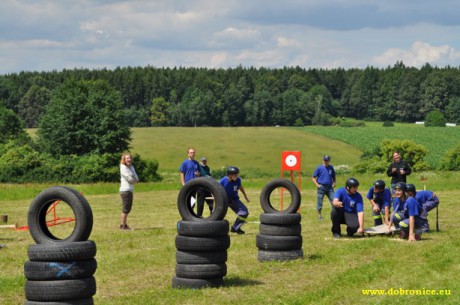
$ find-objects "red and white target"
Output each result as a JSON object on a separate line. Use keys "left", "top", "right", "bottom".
{"left": 281, "top": 151, "right": 301, "bottom": 171}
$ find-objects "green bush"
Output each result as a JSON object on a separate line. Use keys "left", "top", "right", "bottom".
{"left": 0, "top": 143, "right": 161, "bottom": 183}
{"left": 425, "top": 110, "right": 446, "bottom": 127}
{"left": 336, "top": 118, "right": 366, "bottom": 127}
{"left": 352, "top": 156, "right": 388, "bottom": 174}
{"left": 439, "top": 143, "right": 460, "bottom": 171}
{"left": 353, "top": 139, "right": 430, "bottom": 174}
{"left": 379, "top": 139, "right": 429, "bottom": 171}
{"left": 382, "top": 121, "right": 394, "bottom": 127}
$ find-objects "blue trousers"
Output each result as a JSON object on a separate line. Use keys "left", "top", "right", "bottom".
{"left": 229, "top": 198, "right": 249, "bottom": 230}
{"left": 421, "top": 195, "right": 439, "bottom": 231}
{"left": 316, "top": 185, "right": 334, "bottom": 212}
{"left": 371, "top": 201, "right": 387, "bottom": 226}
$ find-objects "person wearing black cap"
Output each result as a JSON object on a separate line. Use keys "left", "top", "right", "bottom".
{"left": 311, "top": 155, "right": 336, "bottom": 221}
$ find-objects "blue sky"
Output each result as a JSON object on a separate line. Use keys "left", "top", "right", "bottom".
{"left": 1, "top": 0, "right": 460, "bottom": 74}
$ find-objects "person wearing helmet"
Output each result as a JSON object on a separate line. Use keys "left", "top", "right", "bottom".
{"left": 219, "top": 166, "right": 250, "bottom": 234}
{"left": 387, "top": 182, "right": 425, "bottom": 241}
{"left": 406, "top": 184, "right": 439, "bottom": 233}
{"left": 387, "top": 151, "right": 412, "bottom": 193}
{"left": 366, "top": 180, "right": 392, "bottom": 226}
{"left": 311, "top": 155, "right": 336, "bottom": 221}
{"left": 331, "top": 177, "right": 364, "bottom": 238}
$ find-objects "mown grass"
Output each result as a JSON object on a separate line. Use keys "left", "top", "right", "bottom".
{"left": 130, "top": 127, "right": 362, "bottom": 178}
{"left": 3, "top": 127, "right": 458, "bottom": 304}
{"left": 1, "top": 185, "right": 459, "bottom": 305}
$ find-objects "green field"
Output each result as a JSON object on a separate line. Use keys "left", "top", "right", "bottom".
{"left": 2, "top": 127, "right": 459, "bottom": 305}
{"left": 303, "top": 124, "right": 460, "bottom": 168}
{"left": 130, "top": 127, "right": 362, "bottom": 178}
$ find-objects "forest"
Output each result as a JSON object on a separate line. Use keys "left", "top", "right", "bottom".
{"left": 1, "top": 61, "right": 460, "bottom": 128}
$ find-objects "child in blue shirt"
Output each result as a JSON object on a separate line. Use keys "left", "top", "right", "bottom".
{"left": 366, "top": 180, "right": 392, "bottom": 226}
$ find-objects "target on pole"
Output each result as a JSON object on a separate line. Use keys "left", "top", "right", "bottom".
{"left": 281, "top": 151, "right": 301, "bottom": 171}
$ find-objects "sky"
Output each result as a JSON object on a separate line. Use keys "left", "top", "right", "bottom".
{"left": 1, "top": 0, "right": 460, "bottom": 74}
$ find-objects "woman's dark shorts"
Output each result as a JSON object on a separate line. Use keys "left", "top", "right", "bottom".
{"left": 120, "top": 191, "right": 133, "bottom": 213}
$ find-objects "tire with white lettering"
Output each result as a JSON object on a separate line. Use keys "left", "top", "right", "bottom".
{"left": 172, "top": 276, "right": 224, "bottom": 289}
{"left": 25, "top": 277, "right": 96, "bottom": 302}
{"left": 28, "top": 241, "right": 96, "bottom": 262}
{"left": 260, "top": 179, "right": 301, "bottom": 213}
{"left": 24, "top": 259, "right": 97, "bottom": 281}
{"left": 28, "top": 187, "right": 93, "bottom": 244}
{"left": 259, "top": 213, "right": 301, "bottom": 225}
{"left": 177, "top": 220, "right": 229, "bottom": 236}
{"left": 177, "top": 178, "right": 228, "bottom": 221}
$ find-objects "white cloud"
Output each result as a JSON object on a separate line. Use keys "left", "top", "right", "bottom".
{"left": 374, "top": 41, "right": 460, "bottom": 67}
{"left": 276, "top": 36, "right": 302, "bottom": 48}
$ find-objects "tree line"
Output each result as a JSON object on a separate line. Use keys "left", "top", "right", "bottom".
{"left": 1, "top": 61, "right": 460, "bottom": 128}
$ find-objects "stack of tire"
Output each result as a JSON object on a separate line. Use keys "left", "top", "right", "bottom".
{"left": 256, "top": 179, "right": 303, "bottom": 261}
{"left": 24, "top": 186, "right": 96, "bottom": 305}
{"left": 172, "top": 178, "right": 230, "bottom": 289}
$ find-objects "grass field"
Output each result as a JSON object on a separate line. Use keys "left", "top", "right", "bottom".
{"left": 1, "top": 186, "right": 459, "bottom": 305}
{"left": 2, "top": 127, "right": 458, "bottom": 304}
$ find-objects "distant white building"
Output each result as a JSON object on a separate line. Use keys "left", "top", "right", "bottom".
{"left": 414, "top": 121, "right": 456, "bottom": 127}
{"left": 415, "top": 121, "right": 424, "bottom": 125}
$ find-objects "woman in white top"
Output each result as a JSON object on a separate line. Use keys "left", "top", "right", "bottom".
{"left": 119, "top": 153, "right": 139, "bottom": 230}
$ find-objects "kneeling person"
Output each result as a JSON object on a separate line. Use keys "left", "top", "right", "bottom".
{"left": 388, "top": 182, "right": 425, "bottom": 241}
{"left": 220, "top": 166, "right": 250, "bottom": 234}
{"left": 331, "top": 178, "right": 364, "bottom": 238}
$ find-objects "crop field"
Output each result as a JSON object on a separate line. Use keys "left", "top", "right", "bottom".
{"left": 302, "top": 125, "right": 460, "bottom": 168}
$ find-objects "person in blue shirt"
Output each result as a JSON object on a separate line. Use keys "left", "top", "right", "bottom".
{"left": 311, "top": 155, "right": 336, "bottom": 221}
{"left": 366, "top": 180, "right": 392, "bottom": 226}
{"left": 179, "top": 147, "right": 207, "bottom": 217}
{"left": 406, "top": 184, "right": 439, "bottom": 233}
{"left": 179, "top": 147, "right": 201, "bottom": 186}
{"left": 387, "top": 182, "right": 425, "bottom": 241}
{"left": 220, "top": 166, "right": 250, "bottom": 234}
{"left": 331, "top": 177, "right": 364, "bottom": 238}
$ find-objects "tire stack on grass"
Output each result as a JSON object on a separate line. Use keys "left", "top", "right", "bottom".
{"left": 24, "top": 186, "right": 96, "bottom": 304}
{"left": 173, "top": 178, "right": 230, "bottom": 289}
{"left": 256, "top": 179, "right": 303, "bottom": 261}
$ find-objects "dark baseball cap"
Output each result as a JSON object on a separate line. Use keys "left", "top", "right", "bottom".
{"left": 323, "top": 155, "right": 331, "bottom": 161}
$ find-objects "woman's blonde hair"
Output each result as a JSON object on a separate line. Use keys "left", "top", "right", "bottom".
{"left": 120, "top": 153, "right": 132, "bottom": 165}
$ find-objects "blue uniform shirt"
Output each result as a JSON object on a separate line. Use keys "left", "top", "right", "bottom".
{"left": 220, "top": 176, "right": 242, "bottom": 200}
{"left": 415, "top": 190, "right": 434, "bottom": 204}
{"left": 404, "top": 197, "right": 422, "bottom": 217}
{"left": 334, "top": 187, "right": 364, "bottom": 214}
{"left": 366, "top": 187, "right": 392, "bottom": 208}
{"left": 179, "top": 159, "right": 200, "bottom": 183}
{"left": 312, "top": 165, "right": 336, "bottom": 185}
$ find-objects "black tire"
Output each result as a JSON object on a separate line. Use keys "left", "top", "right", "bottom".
{"left": 256, "top": 234, "right": 303, "bottom": 250}
{"left": 25, "top": 277, "right": 96, "bottom": 302}
{"left": 172, "top": 276, "right": 224, "bottom": 289}
{"left": 260, "top": 213, "right": 301, "bottom": 225}
{"left": 259, "top": 223, "right": 301, "bottom": 236}
{"left": 175, "top": 235, "right": 230, "bottom": 252}
{"left": 260, "top": 179, "right": 301, "bottom": 213}
{"left": 175, "top": 263, "right": 227, "bottom": 279}
{"left": 28, "top": 186, "right": 93, "bottom": 244}
{"left": 176, "top": 250, "right": 228, "bottom": 264}
{"left": 25, "top": 298, "right": 94, "bottom": 305}
{"left": 178, "top": 178, "right": 228, "bottom": 221}
{"left": 177, "top": 220, "right": 229, "bottom": 236}
{"left": 257, "top": 249, "right": 304, "bottom": 261}
{"left": 28, "top": 241, "right": 97, "bottom": 262}
{"left": 24, "top": 259, "right": 97, "bottom": 280}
